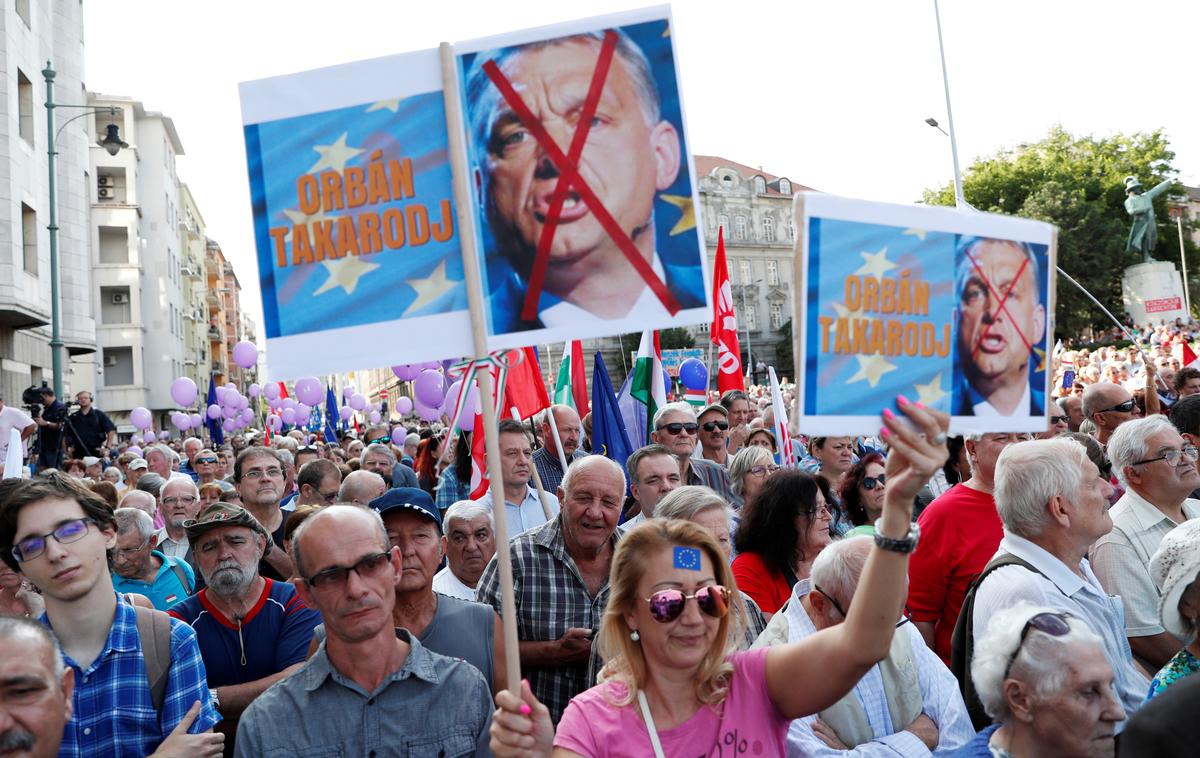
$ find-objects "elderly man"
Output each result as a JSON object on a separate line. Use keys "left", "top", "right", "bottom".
{"left": 650, "top": 402, "right": 734, "bottom": 503}
{"left": 119, "top": 487, "right": 158, "bottom": 519}
{"left": 434, "top": 500, "right": 496, "bottom": 602}
{"left": 146, "top": 443, "right": 192, "bottom": 483}
{"left": 178, "top": 437, "right": 204, "bottom": 480}
{"left": 1082, "top": 382, "right": 1142, "bottom": 447}
{"left": 1090, "top": 415, "right": 1200, "bottom": 670}
{"left": 1056, "top": 394, "right": 1084, "bottom": 433}
{"left": 620, "top": 443, "right": 681, "bottom": 529}
{"left": 111, "top": 508, "right": 195, "bottom": 610}
{"left": 962, "top": 437, "right": 1149, "bottom": 726}
{"left": 125, "top": 456, "right": 149, "bottom": 490}
{"left": 477, "top": 455, "right": 626, "bottom": 724}
{"left": 233, "top": 446, "right": 294, "bottom": 580}
{"left": 694, "top": 403, "right": 731, "bottom": 466}
{"left": 294, "top": 458, "right": 341, "bottom": 507}
{"left": 155, "top": 477, "right": 203, "bottom": 569}
{"left": 169, "top": 503, "right": 320, "bottom": 742}
{"left": 337, "top": 469, "right": 388, "bottom": 506}
{"left": 908, "top": 433, "right": 1029, "bottom": 665}
{"left": 193, "top": 448, "right": 234, "bottom": 493}
{"left": 952, "top": 237, "right": 1047, "bottom": 416}
{"left": 235, "top": 506, "right": 493, "bottom": 756}
{"left": 532, "top": 405, "right": 586, "bottom": 496}
{"left": 760, "top": 536, "right": 974, "bottom": 755}
{"left": 477, "top": 419, "right": 560, "bottom": 534}
{"left": 0, "top": 616, "right": 75, "bottom": 758}
{"left": 959, "top": 604, "right": 1124, "bottom": 757}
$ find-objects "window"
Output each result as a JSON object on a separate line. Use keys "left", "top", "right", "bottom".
{"left": 16, "top": 0, "right": 30, "bottom": 27}
{"left": 788, "top": 221, "right": 795, "bottom": 241}
{"left": 734, "top": 215, "right": 747, "bottom": 241}
{"left": 741, "top": 302, "right": 757, "bottom": 331}
{"left": 97, "top": 167, "right": 127, "bottom": 203}
{"left": 763, "top": 215, "right": 776, "bottom": 243}
{"left": 17, "top": 69, "right": 34, "bottom": 144}
{"left": 771, "top": 303, "right": 784, "bottom": 329}
{"left": 721, "top": 174, "right": 734, "bottom": 188}
{"left": 100, "top": 287, "right": 132, "bottom": 324}
{"left": 99, "top": 226, "right": 129, "bottom": 264}
{"left": 103, "top": 347, "right": 134, "bottom": 386}
{"left": 739, "top": 259, "right": 752, "bottom": 284}
{"left": 21, "top": 204, "right": 37, "bottom": 274}
{"left": 779, "top": 178, "right": 791, "bottom": 195}
{"left": 767, "top": 259, "right": 779, "bottom": 286}
{"left": 753, "top": 176, "right": 766, "bottom": 194}
{"left": 717, "top": 214, "right": 729, "bottom": 237}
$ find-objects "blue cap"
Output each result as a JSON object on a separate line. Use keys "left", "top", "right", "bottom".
{"left": 369, "top": 487, "right": 441, "bottom": 527}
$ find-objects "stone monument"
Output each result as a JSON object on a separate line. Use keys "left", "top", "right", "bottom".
{"left": 1122, "top": 176, "right": 1186, "bottom": 324}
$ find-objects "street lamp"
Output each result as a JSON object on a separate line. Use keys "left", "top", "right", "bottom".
{"left": 924, "top": 117, "right": 949, "bottom": 137}
{"left": 43, "top": 60, "right": 128, "bottom": 398}
{"left": 741, "top": 278, "right": 763, "bottom": 384}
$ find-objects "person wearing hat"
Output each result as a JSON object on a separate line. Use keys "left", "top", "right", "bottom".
{"left": 1124, "top": 175, "right": 1175, "bottom": 263}
{"left": 125, "top": 456, "right": 149, "bottom": 490}
{"left": 32, "top": 385, "right": 67, "bottom": 470}
{"left": 168, "top": 501, "right": 321, "bottom": 748}
{"left": 1146, "top": 518, "right": 1200, "bottom": 700}
{"left": 693, "top": 402, "right": 731, "bottom": 466}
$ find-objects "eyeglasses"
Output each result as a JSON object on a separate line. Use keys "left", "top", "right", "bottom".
{"left": 12, "top": 518, "right": 94, "bottom": 563}
{"left": 1004, "top": 611, "right": 1072, "bottom": 678}
{"left": 804, "top": 503, "right": 834, "bottom": 519}
{"left": 862, "top": 474, "right": 886, "bottom": 491}
{"left": 700, "top": 420, "right": 729, "bottom": 432}
{"left": 1049, "top": 415, "right": 1069, "bottom": 425}
{"left": 656, "top": 422, "right": 699, "bottom": 436}
{"left": 1132, "top": 446, "right": 1200, "bottom": 467}
{"left": 748, "top": 464, "right": 779, "bottom": 476}
{"left": 114, "top": 539, "right": 150, "bottom": 557}
{"left": 812, "top": 584, "right": 847, "bottom": 618}
{"left": 643, "top": 585, "right": 730, "bottom": 623}
{"left": 319, "top": 490, "right": 339, "bottom": 504}
{"left": 242, "top": 467, "right": 283, "bottom": 480}
{"left": 195, "top": 457, "right": 218, "bottom": 465}
{"left": 162, "top": 496, "right": 198, "bottom": 507}
{"left": 304, "top": 551, "right": 392, "bottom": 591}
{"left": 1099, "top": 399, "right": 1137, "bottom": 414}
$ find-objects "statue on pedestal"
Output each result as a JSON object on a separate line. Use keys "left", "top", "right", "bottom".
{"left": 1124, "top": 175, "right": 1174, "bottom": 263}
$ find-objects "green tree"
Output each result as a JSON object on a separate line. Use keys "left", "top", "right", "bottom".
{"left": 923, "top": 126, "right": 1195, "bottom": 338}
{"left": 619, "top": 327, "right": 696, "bottom": 358}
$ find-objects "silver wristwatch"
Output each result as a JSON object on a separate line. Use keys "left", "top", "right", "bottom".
{"left": 872, "top": 519, "right": 920, "bottom": 554}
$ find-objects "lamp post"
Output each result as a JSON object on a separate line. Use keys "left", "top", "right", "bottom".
{"left": 741, "top": 278, "right": 762, "bottom": 384}
{"left": 43, "top": 60, "right": 127, "bottom": 398}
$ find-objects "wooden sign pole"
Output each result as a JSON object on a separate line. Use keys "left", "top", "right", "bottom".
{"left": 514, "top": 406, "right": 555, "bottom": 520}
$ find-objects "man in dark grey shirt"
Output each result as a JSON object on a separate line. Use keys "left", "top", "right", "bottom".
{"left": 234, "top": 505, "right": 492, "bottom": 757}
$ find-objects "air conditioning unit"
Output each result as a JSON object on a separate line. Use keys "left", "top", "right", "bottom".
{"left": 104, "top": 354, "right": 118, "bottom": 367}
{"left": 98, "top": 176, "right": 113, "bottom": 187}
{"left": 111, "top": 292, "right": 129, "bottom": 305}
{"left": 98, "top": 188, "right": 112, "bottom": 199}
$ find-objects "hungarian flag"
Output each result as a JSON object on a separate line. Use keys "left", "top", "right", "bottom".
{"left": 768, "top": 367, "right": 796, "bottom": 468}
{"left": 710, "top": 228, "right": 745, "bottom": 393}
{"left": 503, "top": 347, "right": 551, "bottom": 420}
{"left": 468, "top": 410, "right": 488, "bottom": 499}
{"left": 553, "top": 341, "right": 590, "bottom": 415}
{"left": 618, "top": 330, "right": 667, "bottom": 446}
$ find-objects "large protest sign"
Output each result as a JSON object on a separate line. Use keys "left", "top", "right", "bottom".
{"left": 453, "top": 6, "right": 711, "bottom": 351}
{"left": 240, "top": 51, "right": 474, "bottom": 380}
{"left": 794, "top": 193, "right": 1056, "bottom": 435}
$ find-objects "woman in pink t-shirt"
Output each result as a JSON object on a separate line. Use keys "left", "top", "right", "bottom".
{"left": 488, "top": 399, "right": 951, "bottom": 758}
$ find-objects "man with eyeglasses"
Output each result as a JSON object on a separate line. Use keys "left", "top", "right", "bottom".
{"left": 168, "top": 503, "right": 320, "bottom": 750}
{"left": 620, "top": 444, "right": 681, "bottom": 529}
{"left": 1056, "top": 394, "right": 1084, "bottom": 433}
{"left": 193, "top": 448, "right": 234, "bottom": 494}
{"left": 1082, "top": 382, "right": 1143, "bottom": 448}
{"left": 234, "top": 505, "right": 493, "bottom": 757}
{"left": 111, "top": 508, "right": 194, "bottom": 611}
{"left": 693, "top": 403, "right": 731, "bottom": 466}
{"left": 761, "top": 536, "right": 974, "bottom": 755}
{"left": 294, "top": 458, "right": 342, "bottom": 508}
{"left": 1090, "top": 416, "right": 1200, "bottom": 672}
{"left": 0, "top": 473, "right": 223, "bottom": 757}
{"left": 155, "top": 478, "right": 203, "bottom": 575}
{"left": 233, "top": 447, "right": 295, "bottom": 581}
{"left": 650, "top": 402, "right": 734, "bottom": 505}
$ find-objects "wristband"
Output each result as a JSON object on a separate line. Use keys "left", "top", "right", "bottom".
{"left": 873, "top": 519, "right": 920, "bottom": 554}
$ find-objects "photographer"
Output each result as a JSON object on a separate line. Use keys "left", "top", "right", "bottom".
{"left": 69, "top": 390, "right": 117, "bottom": 459}
{"left": 33, "top": 386, "right": 67, "bottom": 470}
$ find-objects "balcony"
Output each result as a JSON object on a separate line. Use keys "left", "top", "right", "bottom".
{"left": 207, "top": 327, "right": 222, "bottom": 340}
{"left": 211, "top": 362, "right": 225, "bottom": 376}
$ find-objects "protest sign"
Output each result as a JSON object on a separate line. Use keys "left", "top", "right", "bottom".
{"left": 453, "top": 5, "right": 711, "bottom": 351}
{"left": 794, "top": 193, "right": 1056, "bottom": 435}
{"left": 240, "top": 50, "right": 474, "bottom": 380}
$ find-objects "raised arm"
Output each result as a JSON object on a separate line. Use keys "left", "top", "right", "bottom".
{"left": 765, "top": 398, "right": 949, "bottom": 719}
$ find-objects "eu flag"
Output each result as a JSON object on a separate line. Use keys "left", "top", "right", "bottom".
{"left": 205, "top": 374, "right": 224, "bottom": 447}
{"left": 324, "top": 385, "right": 340, "bottom": 443}
{"left": 590, "top": 352, "right": 634, "bottom": 483}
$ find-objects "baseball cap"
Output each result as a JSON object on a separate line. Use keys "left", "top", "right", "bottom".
{"left": 369, "top": 487, "right": 441, "bottom": 528}
{"left": 184, "top": 502, "right": 269, "bottom": 543}
{"left": 698, "top": 403, "right": 729, "bottom": 420}
{"left": 127, "top": 458, "right": 148, "bottom": 471}
{"left": 82, "top": 456, "right": 101, "bottom": 467}
{"left": 1151, "top": 519, "right": 1200, "bottom": 636}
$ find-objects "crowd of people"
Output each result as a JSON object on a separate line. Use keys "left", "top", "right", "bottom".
{"left": 2, "top": 351, "right": 1200, "bottom": 756}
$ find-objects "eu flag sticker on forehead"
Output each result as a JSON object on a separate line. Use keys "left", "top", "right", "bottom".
{"left": 673, "top": 546, "right": 701, "bottom": 571}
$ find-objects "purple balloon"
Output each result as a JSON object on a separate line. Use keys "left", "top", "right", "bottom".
{"left": 294, "top": 377, "right": 323, "bottom": 407}
{"left": 264, "top": 382, "right": 280, "bottom": 401}
{"left": 235, "top": 395, "right": 249, "bottom": 410}
{"left": 239, "top": 408, "right": 254, "bottom": 423}
{"left": 158, "top": 431, "right": 170, "bottom": 440}
{"left": 248, "top": 383, "right": 261, "bottom": 398}
{"left": 368, "top": 410, "right": 381, "bottom": 424}
{"left": 413, "top": 370, "right": 445, "bottom": 407}
{"left": 266, "top": 415, "right": 282, "bottom": 431}
{"left": 419, "top": 361, "right": 441, "bottom": 370}
{"left": 391, "top": 365, "right": 419, "bottom": 381}
{"left": 415, "top": 401, "right": 441, "bottom": 422}
{"left": 342, "top": 385, "right": 355, "bottom": 399}
{"left": 127, "top": 446, "right": 143, "bottom": 457}
{"left": 339, "top": 405, "right": 352, "bottom": 419}
{"left": 296, "top": 403, "right": 312, "bottom": 420}
{"left": 170, "top": 412, "right": 188, "bottom": 430}
{"left": 281, "top": 407, "right": 297, "bottom": 425}
{"left": 349, "top": 393, "right": 367, "bottom": 412}
{"left": 232, "top": 341, "right": 258, "bottom": 369}
{"left": 222, "top": 418, "right": 236, "bottom": 432}
{"left": 189, "top": 413, "right": 202, "bottom": 428}
{"left": 395, "top": 397, "right": 413, "bottom": 416}
{"left": 206, "top": 404, "right": 222, "bottom": 420}
{"left": 142, "top": 432, "right": 157, "bottom": 445}
{"left": 170, "top": 377, "right": 198, "bottom": 407}
{"left": 130, "top": 407, "right": 152, "bottom": 430}
{"left": 391, "top": 426, "right": 406, "bottom": 445}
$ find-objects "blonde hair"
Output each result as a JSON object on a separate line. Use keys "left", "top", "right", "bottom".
{"left": 598, "top": 519, "right": 744, "bottom": 707}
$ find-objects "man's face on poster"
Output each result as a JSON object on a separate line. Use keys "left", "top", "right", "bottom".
{"left": 485, "top": 38, "right": 680, "bottom": 273}
{"left": 957, "top": 240, "right": 1046, "bottom": 387}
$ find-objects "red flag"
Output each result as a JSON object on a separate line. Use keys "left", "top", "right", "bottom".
{"left": 278, "top": 381, "right": 289, "bottom": 399}
{"left": 569, "top": 341, "right": 590, "bottom": 415}
{"left": 710, "top": 228, "right": 745, "bottom": 392}
{"left": 504, "top": 347, "right": 551, "bottom": 420}
{"left": 1177, "top": 341, "right": 1200, "bottom": 370}
{"left": 468, "top": 411, "right": 489, "bottom": 499}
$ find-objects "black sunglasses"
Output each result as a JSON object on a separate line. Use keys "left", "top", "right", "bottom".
{"left": 1049, "top": 415, "right": 1069, "bottom": 425}
{"left": 862, "top": 474, "right": 886, "bottom": 491}
{"left": 656, "top": 422, "right": 699, "bottom": 435}
{"left": 304, "top": 551, "right": 391, "bottom": 591}
{"left": 195, "top": 457, "right": 218, "bottom": 464}
{"left": 1099, "top": 399, "right": 1136, "bottom": 414}
{"left": 701, "top": 420, "right": 730, "bottom": 432}
{"left": 1004, "top": 612, "right": 1072, "bottom": 678}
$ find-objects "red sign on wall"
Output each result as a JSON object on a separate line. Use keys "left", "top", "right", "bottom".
{"left": 1145, "top": 297, "right": 1183, "bottom": 313}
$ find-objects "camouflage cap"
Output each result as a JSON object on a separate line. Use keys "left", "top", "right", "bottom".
{"left": 184, "top": 501, "right": 269, "bottom": 542}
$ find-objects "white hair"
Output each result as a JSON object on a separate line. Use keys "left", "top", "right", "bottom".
{"left": 560, "top": 454, "right": 625, "bottom": 500}
{"left": 654, "top": 486, "right": 730, "bottom": 522}
{"left": 404, "top": 433, "right": 420, "bottom": 447}
{"left": 275, "top": 448, "right": 295, "bottom": 468}
{"left": 652, "top": 401, "right": 697, "bottom": 429}
{"left": 161, "top": 477, "right": 200, "bottom": 498}
{"left": 361, "top": 442, "right": 396, "bottom": 467}
{"left": 810, "top": 535, "right": 873, "bottom": 608}
{"left": 442, "top": 500, "right": 494, "bottom": 536}
{"left": 113, "top": 507, "right": 155, "bottom": 541}
{"left": 1107, "top": 415, "right": 1177, "bottom": 487}
{"left": 994, "top": 438, "right": 1088, "bottom": 538}
{"left": 0, "top": 616, "right": 66, "bottom": 675}
{"left": 972, "top": 603, "right": 1105, "bottom": 724}
{"left": 103, "top": 466, "right": 124, "bottom": 482}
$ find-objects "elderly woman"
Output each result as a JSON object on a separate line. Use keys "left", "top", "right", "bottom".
{"left": 732, "top": 470, "right": 835, "bottom": 616}
{"left": 955, "top": 604, "right": 1123, "bottom": 757}
{"left": 1147, "top": 519, "right": 1200, "bottom": 699}
{"left": 745, "top": 428, "right": 777, "bottom": 454}
{"left": 838, "top": 453, "right": 886, "bottom": 536}
{"left": 488, "top": 399, "right": 949, "bottom": 757}
{"left": 728, "top": 445, "right": 776, "bottom": 513}
{"left": 655, "top": 485, "right": 767, "bottom": 647}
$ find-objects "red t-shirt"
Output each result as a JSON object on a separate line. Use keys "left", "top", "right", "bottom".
{"left": 732, "top": 551, "right": 792, "bottom": 615}
{"left": 906, "top": 483, "right": 1002, "bottom": 664}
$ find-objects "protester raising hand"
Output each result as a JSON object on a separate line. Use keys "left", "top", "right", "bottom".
{"left": 149, "top": 701, "right": 224, "bottom": 758}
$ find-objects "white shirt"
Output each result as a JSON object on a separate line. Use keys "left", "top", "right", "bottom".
{"left": 0, "top": 405, "right": 35, "bottom": 462}
{"left": 432, "top": 566, "right": 478, "bottom": 602}
{"left": 972, "top": 382, "right": 1031, "bottom": 417}
{"left": 154, "top": 527, "right": 189, "bottom": 560}
{"left": 539, "top": 254, "right": 668, "bottom": 328}
{"left": 475, "top": 485, "right": 560, "bottom": 536}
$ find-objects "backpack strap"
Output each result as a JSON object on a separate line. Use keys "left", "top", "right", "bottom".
{"left": 166, "top": 558, "right": 193, "bottom": 596}
{"left": 133, "top": 605, "right": 173, "bottom": 712}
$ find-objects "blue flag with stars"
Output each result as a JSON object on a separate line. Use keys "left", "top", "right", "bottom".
{"left": 590, "top": 351, "right": 634, "bottom": 488}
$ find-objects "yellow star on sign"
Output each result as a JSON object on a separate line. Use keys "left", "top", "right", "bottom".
{"left": 403, "top": 260, "right": 458, "bottom": 316}
{"left": 914, "top": 372, "right": 948, "bottom": 406}
{"left": 281, "top": 208, "right": 330, "bottom": 246}
{"left": 902, "top": 228, "right": 928, "bottom": 241}
{"left": 832, "top": 300, "right": 864, "bottom": 320}
{"left": 1034, "top": 346, "right": 1047, "bottom": 373}
{"left": 308, "top": 133, "right": 364, "bottom": 174}
{"left": 366, "top": 99, "right": 400, "bottom": 113}
{"left": 312, "top": 255, "right": 380, "bottom": 297}
{"left": 659, "top": 194, "right": 695, "bottom": 236}
{"left": 854, "top": 247, "right": 897, "bottom": 278}
{"left": 846, "top": 354, "right": 898, "bottom": 388}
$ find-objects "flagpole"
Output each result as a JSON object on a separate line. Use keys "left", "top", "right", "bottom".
{"left": 547, "top": 405, "right": 571, "bottom": 472}
{"left": 514, "top": 406, "right": 554, "bottom": 520}
{"left": 440, "top": 41, "right": 521, "bottom": 697}
{"left": 933, "top": 0, "right": 965, "bottom": 209}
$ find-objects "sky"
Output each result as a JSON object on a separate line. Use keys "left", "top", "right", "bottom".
{"left": 82, "top": 0, "right": 1200, "bottom": 354}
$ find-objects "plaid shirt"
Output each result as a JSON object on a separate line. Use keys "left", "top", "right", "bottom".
{"left": 687, "top": 456, "right": 736, "bottom": 504}
{"left": 531, "top": 447, "right": 586, "bottom": 497}
{"left": 434, "top": 465, "right": 471, "bottom": 512}
{"left": 42, "top": 595, "right": 220, "bottom": 757}
{"left": 476, "top": 514, "right": 619, "bottom": 725}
